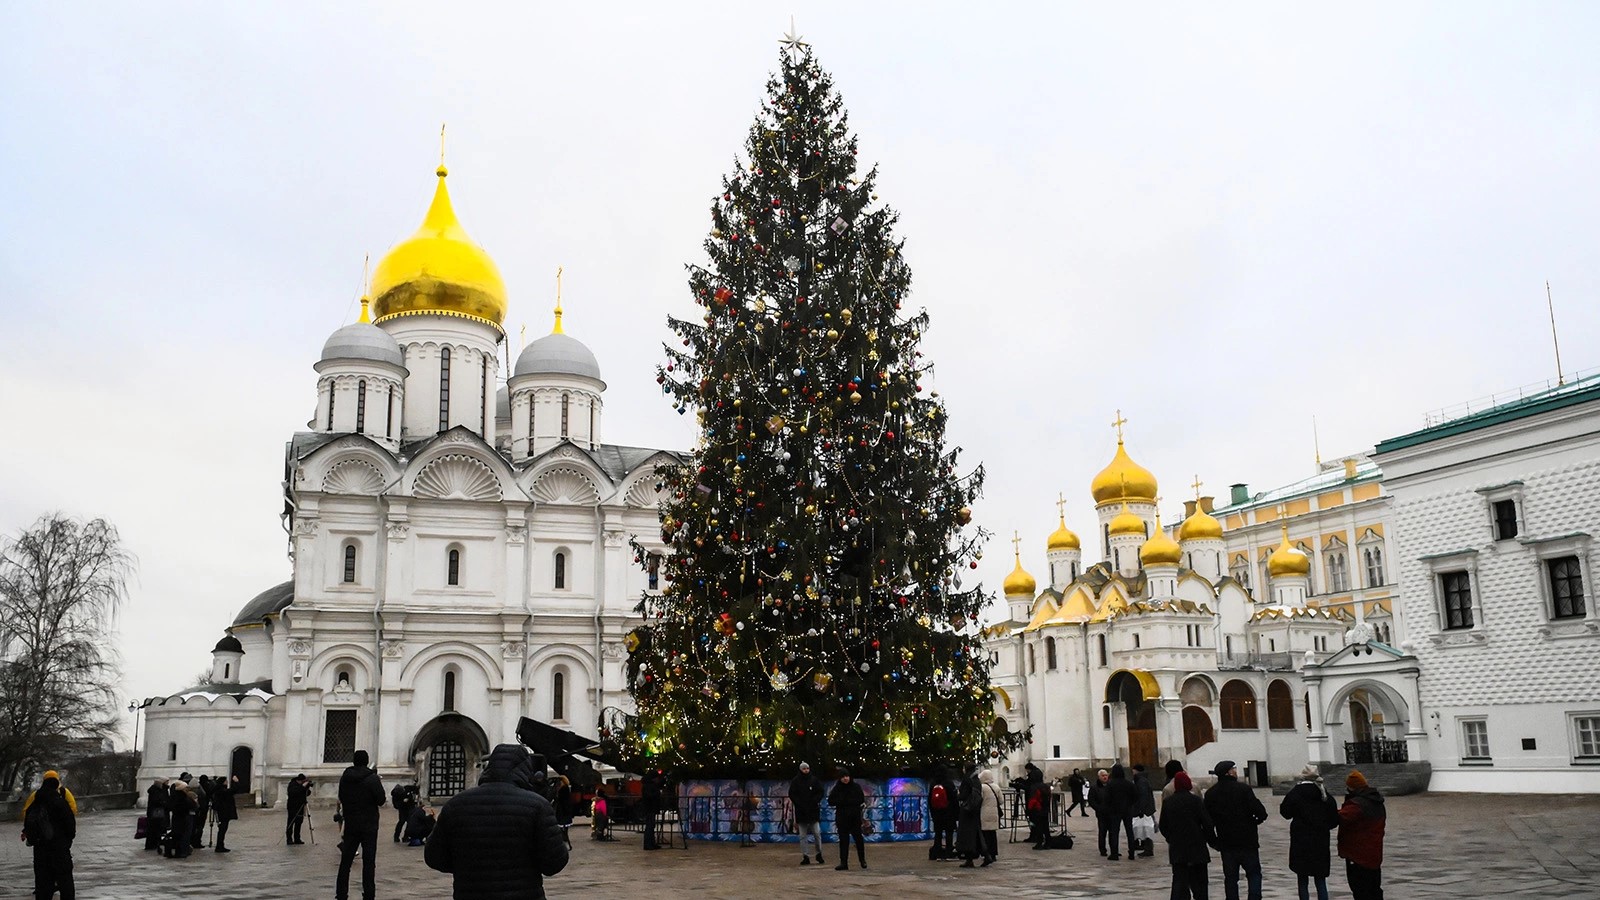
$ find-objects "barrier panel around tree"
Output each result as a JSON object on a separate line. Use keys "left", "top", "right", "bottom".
{"left": 677, "top": 777, "right": 930, "bottom": 842}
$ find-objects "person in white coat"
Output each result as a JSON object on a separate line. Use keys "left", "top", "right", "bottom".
{"left": 977, "top": 770, "right": 1004, "bottom": 867}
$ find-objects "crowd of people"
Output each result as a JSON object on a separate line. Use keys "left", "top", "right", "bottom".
{"left": 141, "top": 771, "right": 245, "bottom": 857}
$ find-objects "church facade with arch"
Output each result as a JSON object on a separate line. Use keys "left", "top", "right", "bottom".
{"left": 136, "top": 162, "right": 677, "bottom": 804}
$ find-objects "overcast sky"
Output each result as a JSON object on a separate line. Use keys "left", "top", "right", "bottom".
{"left": 3, "top": 2, "right": 1597, "bottom": 749}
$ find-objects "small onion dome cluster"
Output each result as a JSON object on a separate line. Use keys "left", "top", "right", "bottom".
{"left": 1003, "top": 554, "right": 1037, "bottom": 597}
{"left": 1177, "top": 505, "right": 1224, "bottom": 542}
{"left": 1139, "top": 521, "right": 1183, "bottom": 567}
{"left": 1091, "top": 439, "right": 1158, "bottom": 506}
{"left": 1267, "top": 525, "right": 1311, "bottom": 577}
{"left": 1108, "top": 501, "right": 1147, "bottom": 536}
{"left": 1046, "top": 515, "right": 1080, "bottom": 551}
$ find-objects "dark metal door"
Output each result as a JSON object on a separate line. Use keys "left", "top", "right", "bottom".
{"left": 428, "top": 740, "right": 466, "bottom": 797}
{"left": 230, "top": 746, "right": 253, "bottom": 794}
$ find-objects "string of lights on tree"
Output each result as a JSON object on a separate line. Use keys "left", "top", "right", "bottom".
{"left": 600, "top": 38, "right": 1026, "bottom": 777}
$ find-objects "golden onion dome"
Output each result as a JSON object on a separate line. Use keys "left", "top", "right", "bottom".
{"left": 1002, "top": 554, "right": 1038, "bottom": 597}
{"left": 1140, "top": 516, "right": 1183, "bottom": 567}
{"left": 371, "top": 165, "right": 508, "bottom": 330}
{"left": 1267, "top": 525, "right": 1311, "bottom": 578}
{"left": 1178, "top": 506, "right": 1224, "bottom": 542}
{"left": 1046, "top": 515, "right": 1081, "bottom": 551}
{"left": 1108, "top": 501, "right": 1147, "bottom": 537}
{"left": 1091, "top": 438, "right": 1159, "bottom": 506}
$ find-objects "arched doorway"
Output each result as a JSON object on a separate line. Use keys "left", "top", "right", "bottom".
{"left": 409, "top": 713, "right": 489, "bottom": 801}
{"left": 1350, "top": 695, "right": 1372, "bottom": 743}
{"left": 1105, "top": 670, "right": 1161, "bottom": 772}
{"left": 230, "top": 746, "right": 253, "bottom": 794}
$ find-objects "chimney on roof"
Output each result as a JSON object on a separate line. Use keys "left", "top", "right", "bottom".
{"left": 1230, "top": 483, "right": 1249, "bottom": 505}
{"left": 1199, "top": 496, "right": 1215, "bottom": 514}
{"left": 1343, "top": 458, "right": 1358, "bottom": 480}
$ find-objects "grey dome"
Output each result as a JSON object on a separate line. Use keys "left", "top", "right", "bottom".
{"left": 495, "top": 386, "right": 510, "bottom": 420}
{"left": 213, "top": 634, "right": 243, "bottom": 654}
{"left": 514, "top": 332, "right": 603, "bottom": 384}
{"left": 232, "top": 580, "right": 293, "bottom": 626}
{"left": 321, "top": 322, "right": 404, "bottom": 368}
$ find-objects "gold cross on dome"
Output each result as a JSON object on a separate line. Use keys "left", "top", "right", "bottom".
{"left": 1111, "top": 409, "right": 1127, "bottom": 441}
{"left": 1192, "top": 475, "right": 1204, "bottom": 499}
{"left": 1055, "top": 492, "right": 1067, "bottom": 518}
{"left": 1012, "top": 530, "right": 1022, "bottom": 556}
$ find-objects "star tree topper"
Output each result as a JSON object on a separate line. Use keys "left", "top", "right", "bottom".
{"left": 779, "top": 16, "right": 809, "bottom": 57}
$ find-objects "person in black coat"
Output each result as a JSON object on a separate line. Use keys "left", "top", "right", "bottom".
{"left": 424, "top": 743, "right": 570, "bottom": 900}
{"left": 788, "top": 762, "right": 825, "bottom": 864}
{"left": 166, "top": 780, "right": 195, "bottom": 858}
{"left": 144, "top": 778, "right": 170, "bottom": 851}
{"left": 827, "top": 769, "right": 867, "bottom": 871}
{"left": 640, "top": 769, "right": 664, "bottom": 850}
{"left": 285, "top": 774, "right": 310, "bottom": 845}
{"left": 1097, "top": 764, "right": 1138, "bottom": 860}
{"left": 1279, "top": 767, "right": 1338, "bottom": 900}
{"left": 1203, "top": 760, "right": 1268, "bottom": 900}
{"left": 1159, "top": 771, "right": 1214, "bottom": 900}
{"left": 193, "top": 775, "right": 213, "bottom": 849}
{"left": 391, "top": 781, "right": 419, "bottom": 843}
{"left": 1132, "top": 764, "right": 1158, "bottom": 857}
{"left": 955, "top": 763, "right": 982, "bottom": 865}
{"left": 404, "top": 804, "right": 437, "bottom": 846}
{"left": 1065, "top": 769, "right": 1089, "bottom": 818}
{"left": 211, "top": 774, "right": 243, "bottom": 853}
{"left": 335, "top": 750, "right": 386, "bottom": 900}
{"left": 1024, "top": 763, "right": 1050, "bottom": 849}
{"left": 24, "top": 775, "right": 77, "bottom": 900}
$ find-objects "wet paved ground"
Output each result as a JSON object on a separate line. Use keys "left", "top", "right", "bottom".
{"left": 4, "top": 790, "right": 1599, "bottom": 899}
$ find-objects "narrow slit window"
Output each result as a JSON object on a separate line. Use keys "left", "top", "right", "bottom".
{"left": 356, "top": 380, "right": 367, "bottom": 433}
{"left": 448, "top": 548, "right": 461, "bottom": 586}
{"left": 560, "top": 393, "right": 570, "bottom": 439}
{"left": 343, "top": 544, "right": 357, "bottom": 584}
{"left": 439, "top": 347, "right": 452, "bottom": 432}
{"left": 554, "top": 551, "right": 566, "bottom": 589}
{"left": 443, "top": 670, "right": 456, "bottom": 712}
{"left": 552, "top": 671, "right": 566, "bottom": 721}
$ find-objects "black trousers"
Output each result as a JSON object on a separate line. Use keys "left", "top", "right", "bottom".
{"left": 32, "top": 846, "right": 74, "bottom": 900}
{"left": 286, "top": 806, "right": 305, "bottom": 843}
{"left": 1067, "top": 797, "right": 1089, "bottom": 816}
{"left": 981, "top": 829, "right": 998, "bottom": 861}
{"left": 643, "top": 806, "right": 659, "bottom": 849}
{"left": 192, "top": 809, "right": 209, "bottom": 847}
{"left": 393, "top": 805, "right": 412, "bottom": 841}
{"left": 1346, "top": 860, "right": 1383, "bottom": 900}
{"left": 215, "top": 818, "right": 231, "bottom": 851}
{"left": 1170, "top": 862, "right": 1209, "bottom": 900}
{"left": 336, "top": 827, "right": 379, "bottom": 900}
{"left": 144, "top": 813, "right": 166, "bottom": 850}
{"left": 836, "top": 823, "right": 866, "bottom": 867}
{"left": 933, "top": 821, "right": 956, "bottom": 855}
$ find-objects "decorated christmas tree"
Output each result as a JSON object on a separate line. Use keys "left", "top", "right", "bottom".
{"left": 608, "top": 39, "right": 1016, "bottom": 777}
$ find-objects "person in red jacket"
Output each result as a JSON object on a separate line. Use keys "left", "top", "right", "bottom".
{"left": 1336, "top": 771, "right": 1386, "bottom": 900}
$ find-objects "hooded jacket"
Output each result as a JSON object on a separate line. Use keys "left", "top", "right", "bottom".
{"left": 1280, "top": 780, "right": 1337, "bottom": 877}
{"left": 1337, "top": 786, "right": 1386, "bottom": 869}
{"left": 425, "top": 744, "right": 570, "bottom": 900}
{"left": 788, "top": 770, "right": 823, "bottom": 824}
{"left": 1104, "top": 764, "right": 1137, "bottom": 819}
{"left": 977, "top": 770, "right": 1003, "bottom": 831}
{"left": 337, "top": 763, "right": 386, "bottom": 830}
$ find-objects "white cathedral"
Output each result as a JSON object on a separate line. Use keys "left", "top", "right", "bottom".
{"left": 985, "top": 427, "right": 1354, "bottom": 785}
{"left": 137, "top": 163, "right": 678, "bottom": 803}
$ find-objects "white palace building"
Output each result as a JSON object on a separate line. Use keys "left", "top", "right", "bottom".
{"left": 991, "top": 373, "right": 1600, "bottom": 794}
{"left": 136, "top": 163, "right": 678, "bottom": 803}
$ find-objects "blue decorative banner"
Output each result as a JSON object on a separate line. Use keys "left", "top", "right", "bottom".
{"left": 677, "top": 777, "right": 930, "bottom": 842}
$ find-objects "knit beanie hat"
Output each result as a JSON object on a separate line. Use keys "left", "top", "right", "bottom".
{"left": 1299, "top": 765, "right": 1321, "bottom": 781}
{"left": 1346, "top": 770, "right": 1368, "bottom": 791}
{"left": 1173, "top": 771, "right": 1193, "bottom": 792}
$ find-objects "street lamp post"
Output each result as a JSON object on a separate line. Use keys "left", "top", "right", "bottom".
{"left": 128, "top": 700, "right": 141, "bottom": 756}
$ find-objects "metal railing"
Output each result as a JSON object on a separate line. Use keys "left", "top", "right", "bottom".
{"left": 1344, "top": 738, "right": 1408, "bottom": 764}
{"left": 1216, "top": 651, "right": 1296, "bottom": 671}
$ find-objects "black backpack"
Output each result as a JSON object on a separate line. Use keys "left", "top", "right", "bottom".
{"left": 24, "top": 797, "right": 55, "bottom": 846}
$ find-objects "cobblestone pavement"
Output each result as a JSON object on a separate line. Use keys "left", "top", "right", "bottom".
{"left": 4, "top": 790, "right": 1598, "bottom": 899}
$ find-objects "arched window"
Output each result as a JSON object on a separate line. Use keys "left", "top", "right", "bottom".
{"left": 1220, "top": 680, "right": 1258, "bottom": 729}
{"left": 447, "top": 548, "right": 461, "bottom": 586}
{"left": 552, "top": 669, "right": 567, "bottom": 722}
{"left": 386, "top": 389, "right": 394, "bottom": 438}
{"left": 527, "top": 395, "right": 536, "bottom": 453}
{"left": 343, "top": 543, "right": 357, "bottom": 584}
{"left": 1045, "top": 637, "right": 1057, "bottom": 670}
{"left": 554, "top": 551, "right": 567, "bottom": 589}
{"left": 1364, "top": 546, "right": 1386, "bottom": 587}
{"left": 560, "top": 393, "right": 570, "bottom": 438}
{"left": 480, "top": 356, "right": 490, "bottom": 434}
{"left": 1267, "top": 679, "right": 1295, "bottom": 729}
{"left": 443, "top": 670, "right": 456, "bottom": 712}
{"left": 1132, "top": 633, "right": 1141, "bottom": 649}
{"left": 356, "top": 380, "right": 367, "bottom": 433}
{"left": 168, "top": 742, "right": 178, "bottom": 762}
{"left": 438, "top": 347, "right": 452, "bottom": 432}
{"left": 1027, "top": 644, "right": 1036, "bottom": 674}
{"left": 223, "top": 662, "right": 231, "bottom": 679}
{"left": 1101, "top": 706, "right": 1111, "bottom": 730}
{"left": 588, "top": 404, "right": 595, "bottom": 446}
{"left": 1180, "top": 676, "right": 1214, "bottom": 707}
{"left": 1096, "top": 633, "right": 1107, "bottom": 667}
{"left": 1182, "top": 706, "right": 1216, "bottom": 753}
{"left": 327, "top": 382, "right": 336, "bottom": 430}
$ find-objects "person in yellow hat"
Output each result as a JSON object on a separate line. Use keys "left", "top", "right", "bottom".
{"left": 22, "top": 770, "right": 79, "bottom": 817}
